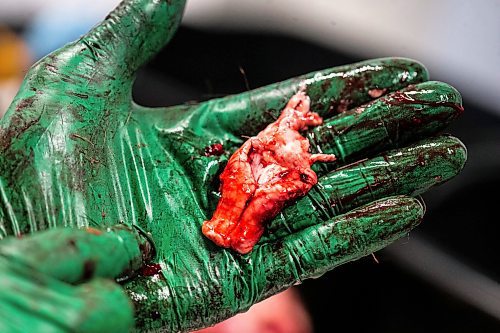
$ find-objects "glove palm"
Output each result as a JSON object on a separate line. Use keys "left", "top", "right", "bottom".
{"left": 0, "top": 1, "right": 466, "bottom": 331}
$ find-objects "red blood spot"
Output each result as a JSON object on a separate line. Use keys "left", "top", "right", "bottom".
{"left": 387, "top": 90, "right": 464, "bottom": 113}
{"left": 83, "top": 260, "right": 96, "bottom": 280}
{"left": 368, "top": 88, "right": 387, "bottom": 98}
{"left": 85, "top": 227, "right": 102, "bottom": 235}
{"left": 141, "top": 263, "right": 162, "bottom": 276}
{"left": 204, "top": 143, "right": 224, "bottom": 157}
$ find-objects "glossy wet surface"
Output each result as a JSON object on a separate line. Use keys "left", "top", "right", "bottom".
{"left": 135, "top": 26, "right": 500, "bottom": 332}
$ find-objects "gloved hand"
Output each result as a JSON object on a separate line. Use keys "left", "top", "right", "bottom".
{"left": 0, "top": 226, "right": 151, "bottom": 333}
{"left": 0, "top": 0, "right": 466, "bottom": 332}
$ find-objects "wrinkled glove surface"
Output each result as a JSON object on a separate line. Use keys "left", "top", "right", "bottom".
{"left": 0, "top": 226, "right": 149, "bottom": 333}
{"left": 0, "top": 0, "right": 466, "bottom": 331}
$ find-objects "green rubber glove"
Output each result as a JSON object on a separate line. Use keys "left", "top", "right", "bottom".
{"left": 0, "top": 226, "right": 151, "bottom": 333}
{"left": 0, "top": 0, "right": 466, "bottom": 332}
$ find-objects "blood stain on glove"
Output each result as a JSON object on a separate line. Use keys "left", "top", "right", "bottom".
{"left": 202, "top": 89, "right": 336, "bottom": 254}
{"left": 204, "top": 143, "right": 225, "bottom": 157}
{"left": 140, "top": 263, "right": 162, "bottom": 277}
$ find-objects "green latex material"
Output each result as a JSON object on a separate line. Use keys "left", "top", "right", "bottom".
{"left": 0, "top": 227, "right": 143, "bottom": 333}
{"left": 0, "top": 225, "right": 149, "bottom": 283}
{"left": 0, "top": 0, "right": 467, "bottom": 332}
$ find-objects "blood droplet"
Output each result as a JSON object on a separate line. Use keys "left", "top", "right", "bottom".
{"left": 204, "top": 143, "right": 224, "bottom": 157}
{"left": 368, "top": 88, "right": 387, "bottom": 98}
{"left": 141, "top": 263, "right": 162, "bottom": 276}
{"left": 85, "top": 227, "right": 102, "bottom": 235}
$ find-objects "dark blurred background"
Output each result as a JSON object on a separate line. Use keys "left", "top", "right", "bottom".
{"left": 1, "top": 1, "right": 499, "bottom": 332}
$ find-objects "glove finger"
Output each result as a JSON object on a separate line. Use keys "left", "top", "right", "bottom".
{"left": 6, "top": 0, "right": 186, "bottom": 104}
{"left": 254, "top": 195, "right": 423, "bottom": 300}
{"left": 0, "top": 225, "right": 151, "bottom": 284}
{"left": 2, "top": 0, "right": 187, "bottom": 165}
{"left": 308, "top": 80, "right": 463, "bottom": 174}
{"left": 263, "top": 135, "right": 466, "bottom": 242}
{"left": 0, "top": 258, "right": 133, "bottom": 333}
{"left": 72, "top": 278, "right": 134, "bottom": 333}
{"left": 171, "top": 58, "right": 428, "bottom": 141}
{"left": 121, "top": 196, "right": 424, "bottom": 332}
{"left": 79, "top": 0, "right": 186, "bottom": 77}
